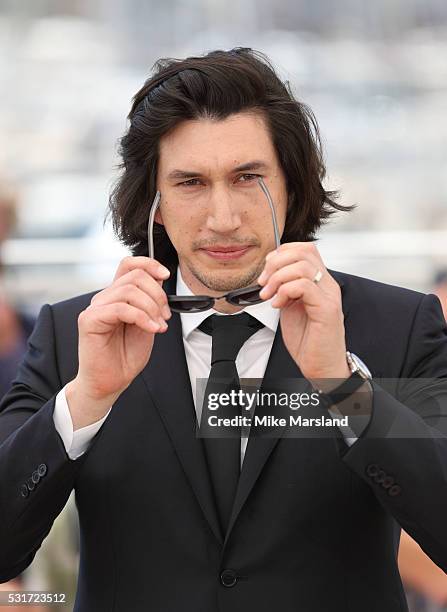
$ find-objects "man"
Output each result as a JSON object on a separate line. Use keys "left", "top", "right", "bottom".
{"left": 0, "top": 48, "right": 446, "bottom": 612}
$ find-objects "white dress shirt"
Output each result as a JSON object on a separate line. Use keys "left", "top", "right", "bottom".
{"left": 53, "top": 266, "right": 359, "bottom": 461}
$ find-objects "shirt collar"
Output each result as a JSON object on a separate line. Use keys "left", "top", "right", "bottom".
{"left": 176, "top": 265, "right": 279, "bottom": 339}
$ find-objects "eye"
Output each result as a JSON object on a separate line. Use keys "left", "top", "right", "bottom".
{"left": 237, "top": 173, "right": 261, "bottom": 183}
{"left": 179, "top": 178, "right": 202, "bottom": 187}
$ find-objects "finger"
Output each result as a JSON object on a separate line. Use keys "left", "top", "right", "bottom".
{"left": 107, "top": 268, "right": 171, "bottom": 319}
{"left": 80, "top": 302, "right": 163, "bottom": 335}
{"left": 259, "top": 260, "right": 319, "bottom": 300}
{"left": 113, "top": 256, "right": 170, "bottom": 284}
{"left": 271, "top": 278, "right": 322, "bottom": 309}
{"left": 258, "top": 245, "right": 323, "bottom": 286}
{"left": 265, "top": 242, "right": 321, "bottom": 260}
{"left": 90, "top": 285, "right": 168, "bottom": 328}
{"left": 266, "top": 241, "right": 306, "bottom": 256}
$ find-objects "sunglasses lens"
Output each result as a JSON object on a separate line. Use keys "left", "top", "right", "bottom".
{"left": 226, "top": 285, "right": 263, "bottom": 306}
{"left": 168, "top": 296, "right": 213, "bottom": 313}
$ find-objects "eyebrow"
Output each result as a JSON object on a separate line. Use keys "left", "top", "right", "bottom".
{"left": 166, "top": 160, "right": 269, "bottom": 180}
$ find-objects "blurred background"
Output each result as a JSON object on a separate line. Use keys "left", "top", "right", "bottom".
{"left": 0, "top": 0, "right": 446, "bottom": 610}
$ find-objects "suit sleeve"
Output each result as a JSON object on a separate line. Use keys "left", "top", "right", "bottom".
{"left": 340, "top": 293, "right": 447, "bottom": 572}
{"left": 0, "top": 303, "right": 86, "bottom": 582}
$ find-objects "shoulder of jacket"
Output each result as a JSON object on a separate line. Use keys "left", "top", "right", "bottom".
{"left": 49, "top": 288, "right": 104, "bottom": 321}
{"left": 328, "top": 268, "right": 426, "bottom": 308}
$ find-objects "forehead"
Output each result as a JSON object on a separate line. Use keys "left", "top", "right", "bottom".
{"left": 158, "top": 112, "right": 278, "bottom": 174}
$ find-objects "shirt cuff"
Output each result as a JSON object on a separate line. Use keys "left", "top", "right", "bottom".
{"left": 53, "top": 385, "right": 112, "bottom": 460}
{"left": 328, "top": 407, "right": 364, "bottom": 446}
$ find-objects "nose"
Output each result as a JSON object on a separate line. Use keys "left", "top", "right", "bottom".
{"left": 205, "top": 185, "right": 242, "bottom": 234}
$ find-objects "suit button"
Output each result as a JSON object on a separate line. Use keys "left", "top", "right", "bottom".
{"left": 366, "top": 464, "right": 379, "bottom": 478}
{"left": 220, "top": 569, "right": 238, "bottom": 587}
{"left": 388, "top": 484, "right": 402, "bottom": 497}
{"left": 20, "top": 484, "right": 29, "bottom": 498}
{"left": 383, "top": 476, "right": 394, "bottom": 489}
{"left": 38, "top": 464, "right": 47, "bottom": 477}
{"left": 374, "top": 470, "right": 386, "bottom": 484}
{"left": 32, "top": 471, "right": 40, "bottom": 484}
{"left": 26, "top": 477, "right": 35, "bottom": 492}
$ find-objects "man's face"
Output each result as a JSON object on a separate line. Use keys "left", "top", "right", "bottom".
{"left": 156, "top": 112, "right": 288, "bottom": 297}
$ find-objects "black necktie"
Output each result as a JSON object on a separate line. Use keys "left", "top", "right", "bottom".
{"left": 198, "top": 312, "right": 264, "bottom": 532}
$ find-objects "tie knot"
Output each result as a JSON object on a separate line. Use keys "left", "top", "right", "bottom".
{"left": 198, "top": 313, "right": 264, "bottom": 364}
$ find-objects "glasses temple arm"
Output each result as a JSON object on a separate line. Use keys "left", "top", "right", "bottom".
{"left": 257, "top": 177, "right": 281, "bottom": 249}
{"left": 147, "top": 191, "right": 161, "bottom": 259}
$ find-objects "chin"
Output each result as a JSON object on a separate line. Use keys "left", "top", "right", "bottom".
{"left": 193, "top": 265, "right": 262, "bottom": 293}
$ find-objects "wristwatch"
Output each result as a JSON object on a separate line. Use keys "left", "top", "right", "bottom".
{"left": 318, "top": 351, "right": 372, "bottom": 409}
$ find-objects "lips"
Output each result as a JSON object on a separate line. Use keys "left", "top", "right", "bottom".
{"left": 205, "top": 245, "right": 250, "bottom": 252}
{"left": 200, "top": 245, "right": 253, "bottom": 260}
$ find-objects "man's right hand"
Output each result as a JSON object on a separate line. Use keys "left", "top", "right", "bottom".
{"left": 65, "top": 256, "right": 171, "bottom": 430}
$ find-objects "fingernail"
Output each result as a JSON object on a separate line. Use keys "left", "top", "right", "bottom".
{"left": 258, "top": 271, "right": 267, "bottom": 284}
{"left": 158, "top": 266, "right": 170, "bottom": 277}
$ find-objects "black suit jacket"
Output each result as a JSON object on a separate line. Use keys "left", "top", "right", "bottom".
{"left": 1, "top": 269, "right": 447, "bottom": 612}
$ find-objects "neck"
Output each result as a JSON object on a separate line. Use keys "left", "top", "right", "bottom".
{"left": 211, "top": 299, "right": 245, "bottom": 315}
{"left": 178, "top": 262, "right": 246, "bottom": 314}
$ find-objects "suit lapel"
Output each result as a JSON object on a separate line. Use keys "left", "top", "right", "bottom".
{"left": 140, "top": 272, "right": 223, "bottom": 545}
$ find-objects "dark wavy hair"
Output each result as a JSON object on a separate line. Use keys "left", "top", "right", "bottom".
{"left": 107, "top": 47, "right": 353, "bottom": 272}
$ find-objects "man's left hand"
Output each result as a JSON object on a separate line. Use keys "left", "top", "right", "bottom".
{"left": 257, "top": 242, "right": 350, "bottom": 391}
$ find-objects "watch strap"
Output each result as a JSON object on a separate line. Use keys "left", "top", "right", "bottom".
{"left": 318, "top": 371, "right": 367, "bottom": 409}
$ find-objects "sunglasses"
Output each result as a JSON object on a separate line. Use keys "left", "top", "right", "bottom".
{"left": 147, "top": 177, "right": 281, "bottom": 313}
